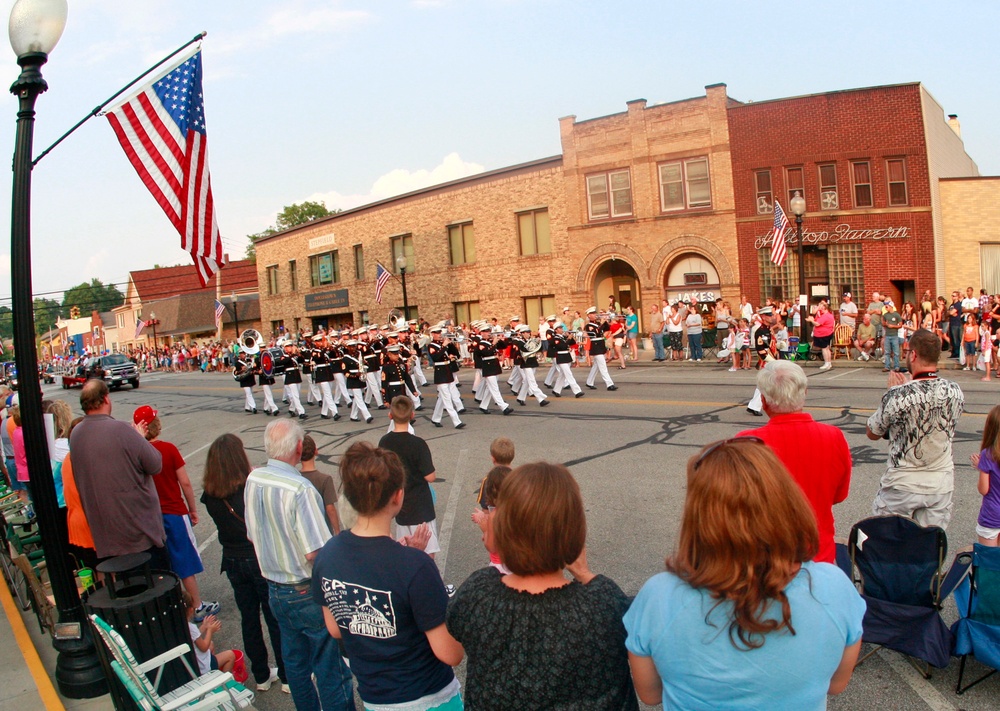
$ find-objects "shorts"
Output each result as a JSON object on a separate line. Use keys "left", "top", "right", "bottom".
{"left": 395, "top": 519, "right": 441, "bottom": 555}
{"left": 976, "top": 523, "right": 1000, "bottom": 540}
{"left": 872, "top": 487, "right": 953, "bottom": 529}
{"left": 668, "top": 332, "right": 683, "bottom": 351}
{"left": 162, "top": 514, "right": 205, "bottom": 579}
{"left": 813, "top": 335, "right": 832, "bottom": 349}
{"left": 613, "top": 338, "right": 624, "bottom": 347}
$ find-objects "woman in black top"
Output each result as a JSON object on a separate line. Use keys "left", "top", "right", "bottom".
{"left": 447, "top": 462, "right": 638, "bottom": 710}
{"left": 201, "top": 434, "right": 285, "bottom": 691}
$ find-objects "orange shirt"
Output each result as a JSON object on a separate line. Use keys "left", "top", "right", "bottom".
{"left": 61, "top": 454, "right": 95, "bottom": 550}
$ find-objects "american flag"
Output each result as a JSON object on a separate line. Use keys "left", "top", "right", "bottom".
{"left": 214, "top": 299, "right": 226, "bottom": 327}
{"left": 105, "top": 47, "right": 226, "bottom": 287}
{"left": 770, "top": 200, "right": 790, "bottom": 267}
{"left": 135, "top": 318, "right": 147, "bottom": 340}
{"left": 374, "top": 263, "right": 391, "bottom": 304}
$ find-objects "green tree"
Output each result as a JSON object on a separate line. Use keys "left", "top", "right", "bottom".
{"left": 245, "top": 200, "right": 337, "bottom": 260}
{"left": 61, "top": 279, "right": 124, "bottom": 315}
{"left": 32, "top": 298, "right": 61, "bottom": 337}
{"left": 0, "top": 306, "right": 11, "bottom": 340}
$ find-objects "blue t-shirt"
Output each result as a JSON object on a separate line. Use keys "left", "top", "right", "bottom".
{"left": 626, "top": 313, "right": 639, "bottom": 336}
{"left": 311, "top": 531, "right": 454, "bottom": 705}
{"left": 624, "top": 562, "right": 865, "bottom": 711}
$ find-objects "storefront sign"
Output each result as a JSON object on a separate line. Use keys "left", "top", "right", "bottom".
{"left": 309, "top": 234, "right": 336, "bottom": 250}
{"left": 754, "top": 223, "right": 910, "bottom": 250}
{"left": 667, "top": 290, "right": 716, "bottom": 304}
{"left": 305, "top": 289, "right": 350, "bottom": 312}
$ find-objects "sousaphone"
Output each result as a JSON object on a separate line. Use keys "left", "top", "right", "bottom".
{"left": 387, "top": 309, "right": 405, "bottom": 332}
{"left": 522, "top": 337, "right": 543, "bottom": 355}
{"left": 239, "top": 329, "right": 264, "bottom": 355}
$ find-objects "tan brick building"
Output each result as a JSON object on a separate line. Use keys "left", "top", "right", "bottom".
{"left": 256, "top": 85, "right": 741, "bottom": 335}
{"left": 940, "top": 176, "right": 1000, "bottom": 295}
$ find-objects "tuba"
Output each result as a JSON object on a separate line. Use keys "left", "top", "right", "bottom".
{"left": 522, "top": 337, "right": 543, "bottom": 355}
{"left": 387, "top": 309, "right": 405, "bottom": 332}
{"left": 239, "top": 329, "right": 264, "bottom": 356}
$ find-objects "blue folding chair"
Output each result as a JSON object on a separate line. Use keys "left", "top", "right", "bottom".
{"left": 953, "top": 543, "right": 1000, "bottom": 694}
{"left": 844, "top": 515, "right": 972, "bottom": 677}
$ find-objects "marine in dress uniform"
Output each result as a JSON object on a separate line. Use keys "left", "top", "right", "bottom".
{"left": 542, "top": 315, "right": 560, "bottom": 388}
{"left": 551, "top": 324, "right": 583, "bottom": 397}
{"left": 300, "top": 333, "right": 320, "bottom": 405}
{"left": 278, "top": 343, "right": 307, "bottom": 419}
{"left": 331, "top": 331, "right": 352, "bottom": 405}
{"left": 475, "top": 326, "right": 512, "bottom": 415}
{"left": 396, "top": 332, "right": 423, "bottom": 410}
{"left": 235, "top": 350, "right": 258, "bottom": 413}
{"left": 311, "top": 334, "right": 340, "bottom": 420}
{"left": 342, "top": 341, "right": 373, "bottom": 423}
{"left": 585, "top": 307, "right": 618, "bottom": 391}
{"left": 427, "top": 328, "right": 464, "bottom": 428}
{"left": 505, "top": 316, "right": 524, "bottom": 393}
{"left": 256, "top": 351, "right": 280, "bottom": 415}
{"left": 360, "top": 329, "right": 385, "bottom": 409}
{"left": 747, "top": 306, "right": 777, "bottom": 416}
{"left": 514, "top": 324, "right": 549, "bottom": 407}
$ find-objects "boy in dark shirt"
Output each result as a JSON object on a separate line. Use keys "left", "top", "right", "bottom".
{"left": 379, "top": 396, "right": 439, "bottom": 556}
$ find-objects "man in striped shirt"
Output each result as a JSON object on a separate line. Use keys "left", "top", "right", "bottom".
{"left": 244, "top": 420, "right": 354, "bottom": 710}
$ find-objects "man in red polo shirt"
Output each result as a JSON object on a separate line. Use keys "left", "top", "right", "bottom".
{"left": 738, "top": 360, "right": 852, "bottom": 563}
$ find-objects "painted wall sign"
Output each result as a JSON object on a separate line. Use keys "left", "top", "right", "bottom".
{"left": 305, "top": 288, "right": 350, "bottom": 312}
{"left": 667, "top": 290, "right": 717, "bottom": 303}
{"left": 755, "top": 223, "right": 910, "bottom": 250}
{"left": 309, "top": 234, "right": 336, "bottom": 250}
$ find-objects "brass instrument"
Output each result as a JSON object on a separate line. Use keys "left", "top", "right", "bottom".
{"left": 232, "top": 359, "right": 256, "bottom": 381}
{"left": 522, "top": 337, "right": 543, "bottom": 355}
{"left": 239, "top": 329, "right": 264, "bottom": 356}
{"left": 388, "top": 309, "right": 405, "bottom": 332}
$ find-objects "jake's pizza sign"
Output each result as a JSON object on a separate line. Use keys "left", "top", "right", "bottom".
{"left": 755, "top": 223, "right": 909, "bottom": 250}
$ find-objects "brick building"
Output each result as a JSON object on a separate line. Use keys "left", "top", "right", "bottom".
{"left": 940, "top": 176, "right": 1000, "bottom": 294}
{"left": 728, "top": 83, "right": 978, "bottom": 309}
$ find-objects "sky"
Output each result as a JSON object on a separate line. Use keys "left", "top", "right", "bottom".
{"left": 1, "top": 0, "right": 998, "bottom": 306}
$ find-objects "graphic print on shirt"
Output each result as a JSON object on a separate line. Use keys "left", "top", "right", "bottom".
{"left": 882, "top": 381, "right": 963, "bottom": 468}
{"left": 320, "top": 578, "right": 397, "bottom": 639}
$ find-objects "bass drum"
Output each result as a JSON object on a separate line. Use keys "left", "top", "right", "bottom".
{"left": 260, "top": 348, "right": 287, "bottom": 377}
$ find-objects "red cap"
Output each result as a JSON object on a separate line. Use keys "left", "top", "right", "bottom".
{"left": 133, "top": 405, "right": 158, "bottom": 426}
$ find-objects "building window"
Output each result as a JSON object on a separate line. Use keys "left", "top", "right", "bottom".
{"left": 523, "top": 295, "right": 556, "bottom": 328}
{"left": 391, "top": 234, "right": 414, "bottom": 273}
{"left": 586, "top": 169, "right": 632, "bottom": 220}
{"left": 755, "top": 170, "right": 773, "bottom": 214}
{"left": 659, "top": 157, "right": 711, "bottom": 212}
{"left": 852, "top": 161, "right": 873, "bottom": 208}
{"left": 271, "top": 320, "right": 285, "bottom": 337}
{"left": 359, "top": 310, "right": 368, "bottom": 326}
{"left": 887, "top": 158, "right": 908, "bottom": 206}
{"left": 288, "top": 260, "right": 297, "bottom": 292}
{"left": 293, "top": 317, "right": 300, "bottom": 335}
{"left": 786, "top": 167, "right": 804, "bottom": 208}
{"left": 354, "top": 245, "right": 364, "bottom": 280}
{"left": 448, "top": 222, "right": 476, "bottom": 265}
{"left": 517, "top": 209, "right": 551, "bottom": 255}
{"left": 819, "top": 164, "right": 839, "bottom": 210}
{"left": 309, "top": 251, "right": 339, "bottom": 287}
{"left": 454, "top": 301, "right": 481, "bottom": 326}
{"left": 266, "top": 265, "right": 279, "bottom": 296}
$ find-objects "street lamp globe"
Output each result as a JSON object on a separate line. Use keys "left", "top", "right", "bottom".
{"left": 8, "top": 0, "right": 67, "bottom": 57}
{"left": 789, "top": 191, "right": 806, "bottom": 217}
{"left": 396, "top": 254, "right": 407, "bottom": 272}
{"left": 150, "top": 311, "right": 156, "bottom": 320}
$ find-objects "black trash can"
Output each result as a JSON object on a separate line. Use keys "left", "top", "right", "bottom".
{"left": 84, "top": 562, "right": 196, "bottom": 711}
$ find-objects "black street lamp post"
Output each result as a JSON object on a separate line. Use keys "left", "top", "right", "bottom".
{"left": 396, "top": 254, "right": 410, "bottom": 322}
{"left": 8, "top": 0, "right": 105, "bottom": 697}
{"left": 230, "top": 291, "right": 239, "bottom": 336}
{"left": 149, "top": 312, "right": 160, "bottom": 349}
{"left": 789, "top": 191, "right": 808, "bottom": 340}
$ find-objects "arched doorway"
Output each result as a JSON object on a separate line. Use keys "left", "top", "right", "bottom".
{"left": 593, "top": 258, "right": 641, "bottom": 324}
{"left": 664, "top": 253, "right": 721, "bottom": 306}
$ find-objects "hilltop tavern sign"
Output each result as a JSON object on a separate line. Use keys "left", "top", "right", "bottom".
{"left": 755, "top": 223, "right": 910, "bottom": 250}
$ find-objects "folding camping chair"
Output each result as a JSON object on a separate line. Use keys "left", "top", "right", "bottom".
{"left": 953, "top": 543, "right": 1000, "bottom": 694}
{"left": 843, "top": 515, "right": 972, "bottom": 677}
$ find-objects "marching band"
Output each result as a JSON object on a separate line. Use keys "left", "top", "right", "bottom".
{"left": 232, "top": 308, "right": 623, "bottom": 427}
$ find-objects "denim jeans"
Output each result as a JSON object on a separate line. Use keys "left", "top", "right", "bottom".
{"left": 652, "top": 332, "right": 666, "bottom": 360}
{"left": 949, "top": 323, "right": 962, "bottom": 358}
{"left": 268, "top": 581, "right": 354, "bottom": 711}
{"left": 223, "top": 556, "right": 285, "bottom": 684}
{"left": 688, "top": 332, "right": 703, "bottom": 360}
{"left": 884, "top": 334, "right": 900, "bottom": 370}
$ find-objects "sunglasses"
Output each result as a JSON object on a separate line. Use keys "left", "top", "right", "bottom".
{"left": 694, "top": 436, "right": 765, "bottom": 469}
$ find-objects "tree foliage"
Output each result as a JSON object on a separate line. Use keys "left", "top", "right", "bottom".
{"left": 245, "top": 200, "right": 337, "bottom": 260}
{"left": 61, "top": 279, "right": 124, "bottom": 315}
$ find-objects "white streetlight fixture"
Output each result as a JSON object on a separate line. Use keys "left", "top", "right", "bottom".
{"left": 8, "top": 0, "right": 66, "bottom": 56}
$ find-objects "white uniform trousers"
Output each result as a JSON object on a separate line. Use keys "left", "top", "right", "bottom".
{"left": 543, "top": 362, "right": 559, "bottom": 387}
{"left": 319, "top": 381, "right": 338, "bottom": 418}
{"left": 412, "top": 358, "right": 427, "bottom": 386}
{"left": 406, "top": 384, "right": 422, "bottom": 409}
{"left": 479, "top": 375, "right": 510, "bottom": 413}
{"left": 432, "top": 383, "right": 463, "bottom": 426}
{"left": 507, "top": 365, "right": 523, "bottom": 391}
{"left": 517, "top": 368, "right": 546, "bottom": 403}
{"left": 386, "top": 420, "right": 415, "bottom": 435}
{"left": 748, "top": 387, "right": 763, "bottom": 414}
{"left": 243, "top": 387, "right": 257, "bottom": 411}
{"left": 283, "top": 383, "right": 304, "bottom": 415}
{"left": 303, "top": 373, "right": 320, "bottom": 404}
{"left": 472, "top": 369, "right": 484, "bottom": 397}
{"left": 349, "top": 388, "right": 371, "bottom": 421}
{"left": 587, "top": 354, "right": 615, "bottom": 388}
{"left": 553, "top": 362, "right": 582, "bottom": 395}
{"left": 333, "top": 373, "right": 351, "bottom": 404}
{"left": 261, "top": 384, "right": 278, "bottom": 413}
{"left": 364, "top": 372, "right": 384, "bottom": 407}
{"left": 450, "top": 382, "right": 463, "bottom": 411}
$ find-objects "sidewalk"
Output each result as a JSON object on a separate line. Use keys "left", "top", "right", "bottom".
{"left": 0, "top": 579, "right": 112, "bottom": 711}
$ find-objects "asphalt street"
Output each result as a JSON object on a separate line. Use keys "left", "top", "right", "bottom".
{"left": 42, "top": 359, "right": 1000, "bottom": 710}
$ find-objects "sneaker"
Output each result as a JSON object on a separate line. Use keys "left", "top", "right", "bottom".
{"left": 728, "top": 367, "right": 738, "bottom": 372}
{"left": 819, "top": 362, "right": 832, "bottom": 371}
{"left": 193, "top": 601, "right": 220, "bottom": 623}
{"left": 444, "top": 584, "right": 457, "bottom": 598}
{"left": 257, "top": 667, "right": 279, "bottom": 692}
{"left": 856, "top": 356, "right": 864, "bottom": 362}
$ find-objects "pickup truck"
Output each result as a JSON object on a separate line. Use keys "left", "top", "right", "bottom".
{"left": 61, "top": 354, "right": 139, "bottom": 390}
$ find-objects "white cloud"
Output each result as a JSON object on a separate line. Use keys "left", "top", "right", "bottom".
{"left": 411, "top": 0, "right": 448, "bottom": 8}
{"left": 306, "top": 152, "right": 485, "bottom": 211}
{"left": 213, "top": 2, "right": 373, "bottom": 55}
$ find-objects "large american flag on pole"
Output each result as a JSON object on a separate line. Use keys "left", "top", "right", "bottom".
{"left": 374, "top": 263, "right": 391, "bottom": 304}
{"left": 214, "top": 299, "right": 226, "bottom": 327}
{"left": 770, "top": 200, "right": 790, "bottom": 267}
{"left": 135, "top": 318, "right": 147, "bottom": 340}
{"left": 105, "top": 47, "right": 226, "bottom": 286}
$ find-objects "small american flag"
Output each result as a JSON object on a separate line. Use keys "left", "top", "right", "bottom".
{"left": 214, "top": 299, "right": 226, "bottom": 327}
{"left": 374, "top": 263, "right": 391, "bottom": 304}
{"left": 135, "top": 318, "right": 147, "bottom": 339}
{"left": 770, "top": 201, "right": 790, "bottom": 267}
{"left": 105, "top": 47, "right": 226, "bottom": 287}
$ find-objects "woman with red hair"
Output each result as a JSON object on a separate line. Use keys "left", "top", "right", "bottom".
{"left": 625, "top": 438, "right": 865, "bottom": 709}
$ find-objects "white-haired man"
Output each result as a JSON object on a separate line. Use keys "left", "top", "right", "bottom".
{"left": 244, "top": 420, "right": 353, "bottom": 711}
{"left": 739, "top": 360, "right": 852, "bottom": 564}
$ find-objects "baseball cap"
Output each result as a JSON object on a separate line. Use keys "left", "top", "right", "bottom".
{"left": 133, "top": 405, "right": 157, "bottom": 426}
{"left": 843, "top": 292, "right": 852, "bottom": 298}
